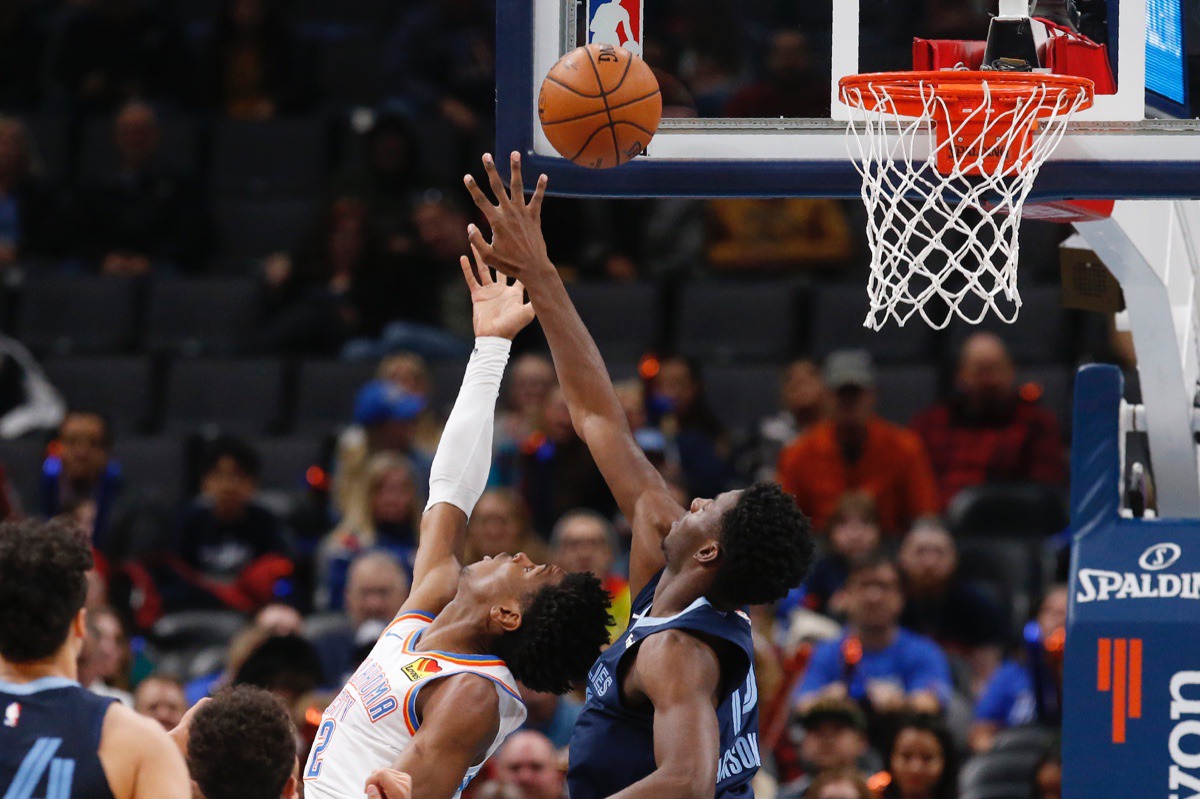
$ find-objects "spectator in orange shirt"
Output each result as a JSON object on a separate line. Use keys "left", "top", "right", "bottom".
{"left": 777, "top": 351, "right": 939, "bottom": 535}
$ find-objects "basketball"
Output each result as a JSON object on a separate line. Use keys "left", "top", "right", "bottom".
{"left": 538, "top": 43, "right": 662, "bottom": 169}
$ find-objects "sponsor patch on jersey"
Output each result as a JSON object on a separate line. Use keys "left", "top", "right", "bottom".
{"left": 3, "top": 702, "right": 19, "bottom": 728}
{"left": 401, "top": 657, "right": 443, "bottom": 681}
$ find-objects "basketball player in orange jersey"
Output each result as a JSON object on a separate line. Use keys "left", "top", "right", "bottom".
{"left": 465, "top": 152, "right": 815, "bottom": 799}
{"left": 0, "top": 518, "right": 191, "bottom": 799}
{"left": 303, "top": 250, "right": 611, "bottom": 799}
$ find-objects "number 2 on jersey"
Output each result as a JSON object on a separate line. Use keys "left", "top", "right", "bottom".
{"left": 304, "top": 720, "right": 337, "bottom": 779}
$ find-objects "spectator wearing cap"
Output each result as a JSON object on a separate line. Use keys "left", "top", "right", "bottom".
{"left": 970, "top": 585, "right": 1068, "bottom": 753}
{"left": 70, "top": 101, "right": 207, "bottom": 274}
{"left": 549, "top": 509, "right": 631, "bottom": 641}
{"left": 318, "top": 452, "right": 421, "bottom": 611}
{"left": 170, "top": 436, "right": 291, "bottom": 612}
{"left": 332, "top": 379, "right": 433, "bottom": 525}
{"left": 777, "top": 698, "right": 874, "bottom": 799}
{"left": 520, "top": 388, "right": 616, "bottom": 536}
{"left": 911, "top": 332, "right": 1065, "bottom": 508}
{"left": 376, "top": 351, "right": 444, "bottom": 458}
{"left": 795, "top": 553, "right": 952, "bottom": 733}
{"left": 778, "top": 350, "right": 940, "bottom": 535}
{"left": 898, "top": 518, "right": 1010, "bottom": 695}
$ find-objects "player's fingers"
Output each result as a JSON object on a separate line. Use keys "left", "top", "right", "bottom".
{"left": 482, "top": 153, "right": 509, "bottom": 205}
{"left": 462, "top": 173, "right": 495, "bottom": 219}
{"left": 529, "top": 174, "right": 548, "bottom": 218}
{"left": 470, "top": 242, "right": 494, "bottom": 286}
{"left": 467, "top": 225, "right": 496, "bottom": 266}
{"left": 459, "top": 254, "right": 480, "bottom": 289}
{"left": 509, "top": 151, "right": 525, "bottom": 201}
{"left": 365, "top": 787, "right": 382, "bottom": 799}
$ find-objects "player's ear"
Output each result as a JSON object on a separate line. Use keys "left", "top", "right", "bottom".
{"left": 72, "top": 607, "right": 87, "bottom": 640}
{"left": 490, "top": 601, "right": 523, "bottom": 633}
{"left": 694, "top": 540, "right": 721, "bottom": 565}
{"left": 282, "top": 772, "right": 299, "bottom": 799}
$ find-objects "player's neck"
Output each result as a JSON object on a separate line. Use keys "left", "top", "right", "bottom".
{"left": 652, "top": 566, "right": 720, "bottom": 615}
{"left": 0, "top": 649, "right": 78, "bottom": 685}
{"left": 416, "top": 600, "right": 495, "bottom": 656}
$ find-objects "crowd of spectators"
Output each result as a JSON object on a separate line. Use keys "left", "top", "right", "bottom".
{"left": 0, "top": 1, "right": 1095, "bottom": 798}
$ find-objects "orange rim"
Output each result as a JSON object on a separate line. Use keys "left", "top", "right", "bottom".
{"left": 839, "top": 70, "right": 1095, "bottom": 118}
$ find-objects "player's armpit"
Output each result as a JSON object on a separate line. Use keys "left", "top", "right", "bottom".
{"left": 390, "top": 674, "right": 502, "bottom": 799}
{"left": 100, "top": 703, "right": 192, "bottom": 799}
{"left": 401, "top": 503, "right": 468, "bottom": 617}
{"left": 609, "top": 631, "right": 723, "bottom": 799}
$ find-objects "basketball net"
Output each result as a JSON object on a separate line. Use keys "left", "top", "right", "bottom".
{"left": 839, "top": 71, "right": 1093, "bottom": 329}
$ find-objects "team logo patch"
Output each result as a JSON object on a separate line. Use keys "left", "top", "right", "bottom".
{"left": 3, "top": 702, "right": 19, "bottom": 728}
{"left": 401, "top": 657, "right": 443, "bottom": 682}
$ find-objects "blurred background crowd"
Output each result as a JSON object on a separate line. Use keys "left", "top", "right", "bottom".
{"left": 0, "top": 0, "right": 1148, "bottom": 798}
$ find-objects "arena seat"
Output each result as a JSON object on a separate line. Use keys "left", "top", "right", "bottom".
{"left": 163, "top": 359, "right": 287, "bottom": 435}
{"left": 568, "top": 281, "right": 661, "bottom": 362}
{"left": 959, "top": 750, "right": 1043, "bottom": 799}
{"left": 111, "top": 436, "right": 187, "bottom": 505}
{"left": 18, "top": 277, "right": 140, "bottom": 356}
{"left": 151, "top": 609, "right": 246, "bottom": 651}
{"left": 252, "top": 436, "right": 325, "bottom": 493}
{"left": 676, "top": 281, "right": 798, "bottom": 362}
{"left": 0, "top": 436, "right": 48, "bottom": 511}
{"left": 210, "top": 118, "right": 329, "bottom": 198}
{"left": 213, "top": 198, "right": 316, "bottom": 259}
{"left": 703, "top": 364, "right": 781, "bottom": 434}
{"left": 44, "top": 357, "right": 155, "bottom": 434}
{"left": 947, "top": 484, "right": 1067, "bottom": 541}
{"left": 303, "top": 611, "right": 351, "bottom": 643}
{"left": 958, "top": 784, "right": 1035, "bottom": 799}
{"left": 316, "top": 37, "right": 384, "bottom": 109}
{"left": 809, "top": 284, "right": 936, "bottom": 363}
{"left": 875, "top": 364, "right": 940, "bottom": 426}
{"left": 293, "top": 360, "right": 378, "bottom": 434}
{"left": 145, "top": 278, "right": 260, "bottom": 356}
{"left": 291, "top": 0, "right": 396, "bottom": 35}
{"left": 25, "top": 114, "right": 73, "bottom": 185}
{"left": 992, "top": 725, "right": 1058, "bottom": 755}
{"left": 429, "top": 359, "right": 469, "bottom": 414}
{"left": 946, "top": 285, "right": 1075, "bottom": 365}
{"left": 79, "top": 114, "right": 201, "bottom": 180}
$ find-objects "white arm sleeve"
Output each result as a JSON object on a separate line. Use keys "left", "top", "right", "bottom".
{"left": 424, "top": 336, "right": 512, "bottom": 518}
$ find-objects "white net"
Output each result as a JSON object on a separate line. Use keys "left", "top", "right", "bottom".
{"left": 841, "top": 73, "right": 1092, "bottom": 329}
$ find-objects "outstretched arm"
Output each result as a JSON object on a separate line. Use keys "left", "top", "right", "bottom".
{"left": 402, "top": 254, "right": 535, "bottom": 615}
{"left": 608, "top": 631, "right": 724, "bottom": 799}
{"left": 464, "top": 153, "right": 684, "bottom": 596}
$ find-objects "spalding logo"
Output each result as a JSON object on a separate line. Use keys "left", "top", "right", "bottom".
{"left": 1138, "top": 543, "right": 1182, "bottom": 571}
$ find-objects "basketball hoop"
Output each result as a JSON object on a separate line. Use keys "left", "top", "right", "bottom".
{"left": 838, "top": 70, "right": 1094, "bottom": 329}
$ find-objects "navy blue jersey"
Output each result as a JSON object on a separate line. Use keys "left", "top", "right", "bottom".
{"left": 0, "top": 677, "right": 117, "bottom": 799}
{"left": 568, "top": 571, "right": 761, "bottom": 799}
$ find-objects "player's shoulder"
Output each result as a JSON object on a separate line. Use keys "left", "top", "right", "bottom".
{"left": 415, "top": 672, "right": 504, "bottom": 735}
{"left": 635, "top": 628, "right": 724, "bottom": 680}
{"left": 101, "top": 701, "right": 176, "bottom": 751}
{"left": 99, "top": 701, "right": 188, "bottom": 798}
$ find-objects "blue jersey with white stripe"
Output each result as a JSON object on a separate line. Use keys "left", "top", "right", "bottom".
{"left": 0, "top": 677, "right": 116, "bottom": 799}
{"left": 568, "top": 571, "right": 760, "bottom": 799}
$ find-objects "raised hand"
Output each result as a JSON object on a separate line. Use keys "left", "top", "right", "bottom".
{"left": 460, "top": 243, "right": 536, "bottom": 340}
{"left": 462, "top": 152, "right": 553, "bottom": 284}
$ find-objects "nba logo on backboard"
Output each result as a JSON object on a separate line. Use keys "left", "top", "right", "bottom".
{"left": 587, "top": 0, "right": 642, "bottom": 56}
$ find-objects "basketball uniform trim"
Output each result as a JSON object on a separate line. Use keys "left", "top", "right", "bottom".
{"left": 0, "top": 677, "right": 78, "bottom": 695}
{"left": 384, "top": 610, "right": 436, "bottom": 635}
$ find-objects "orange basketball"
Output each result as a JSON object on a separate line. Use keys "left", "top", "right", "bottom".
{"left": 538, "top": 43, "right": 662, "bottom": 169}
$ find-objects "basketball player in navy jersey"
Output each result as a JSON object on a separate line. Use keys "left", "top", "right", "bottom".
{"left": 464, "top": 152, "right": 816, "bottom": 799}
{"left": 0, "top": 519, "right": 190, "bottom": 799}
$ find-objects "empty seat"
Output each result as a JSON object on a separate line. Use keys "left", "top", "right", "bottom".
{"left": 78, "top": 114, "right": 201, "bottom": 180}
{"left": 211, "top": 119, "right": 328, "bottom": 197}
{"left": 164, "top": 359, "right": 286, "bottom": 435}
{"left": 992, "top": 725, "right": 1057, "bottom": 755}
{"left": 676, "top": 281, "right": 798, "bottom": 362}
{"left": 809, "top": 284, "right": 936, "bottom": 363}
{"left": 568, "top": 282, "right": 660, "bottom": 362}
{"left": 112, "top": 436, "right": 187, "bottom": 505}
{"left": 253, "top": 436, "right": 324, "bottom": 492}
{"left": 18, "top": 277, "right": 140, "bottom": 355}
{"left": 145, "top": 278, "right": 260, "bottom": 355}
{"left": 946, "top": 285, "right": 1074, "bottom": 365}
{"left": 0, "top": 436, "right": 48, "bottom": 511}
{"left": 704, "top": 364, "right": 782, "bottom": 434}
{"left": 151, "top": 609, "right": 246, "bottom": 651}
{"left": 294, "top": 360, "right": 377, "bottom": 433}
{"left": 947, "top": 484, "right": 1067, "bottom": 540}
{"left": 875, "top": 364, "right": 939, "bottom": 426}
{"left": 213, "top": 198, "right": 316, "bottom": 258}
{"left": 25, "top": 115, "right": 72, "bottom": 185}
{"left": 959, "top": 750, "right": 1043, "bottom": 798}
{"left": 44, "top": 357, "right": 154, "bottom": 434}
{"left": 316, "top": 38, "right": 384, "bottom": 108}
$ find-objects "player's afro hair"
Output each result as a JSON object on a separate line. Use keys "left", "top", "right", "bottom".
{"left": 188, "top": 686, "right": 297, "bottom": 799}
{"left": 0, "top": 519, "right": 92, "bottom": 662}
{"left": 712, "top": 482, "right": 815, "bottom": 606}
{"left": 493, "top": 571, "right": 612, "bottom": 694}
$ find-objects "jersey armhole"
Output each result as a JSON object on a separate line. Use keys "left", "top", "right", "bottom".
{"left": 403, "top": 671, "right": 522, "bottom": 737}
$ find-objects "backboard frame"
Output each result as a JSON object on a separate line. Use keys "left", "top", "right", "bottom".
{"left": 495, "top": 0, "right": 1200, "bottom": 200}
